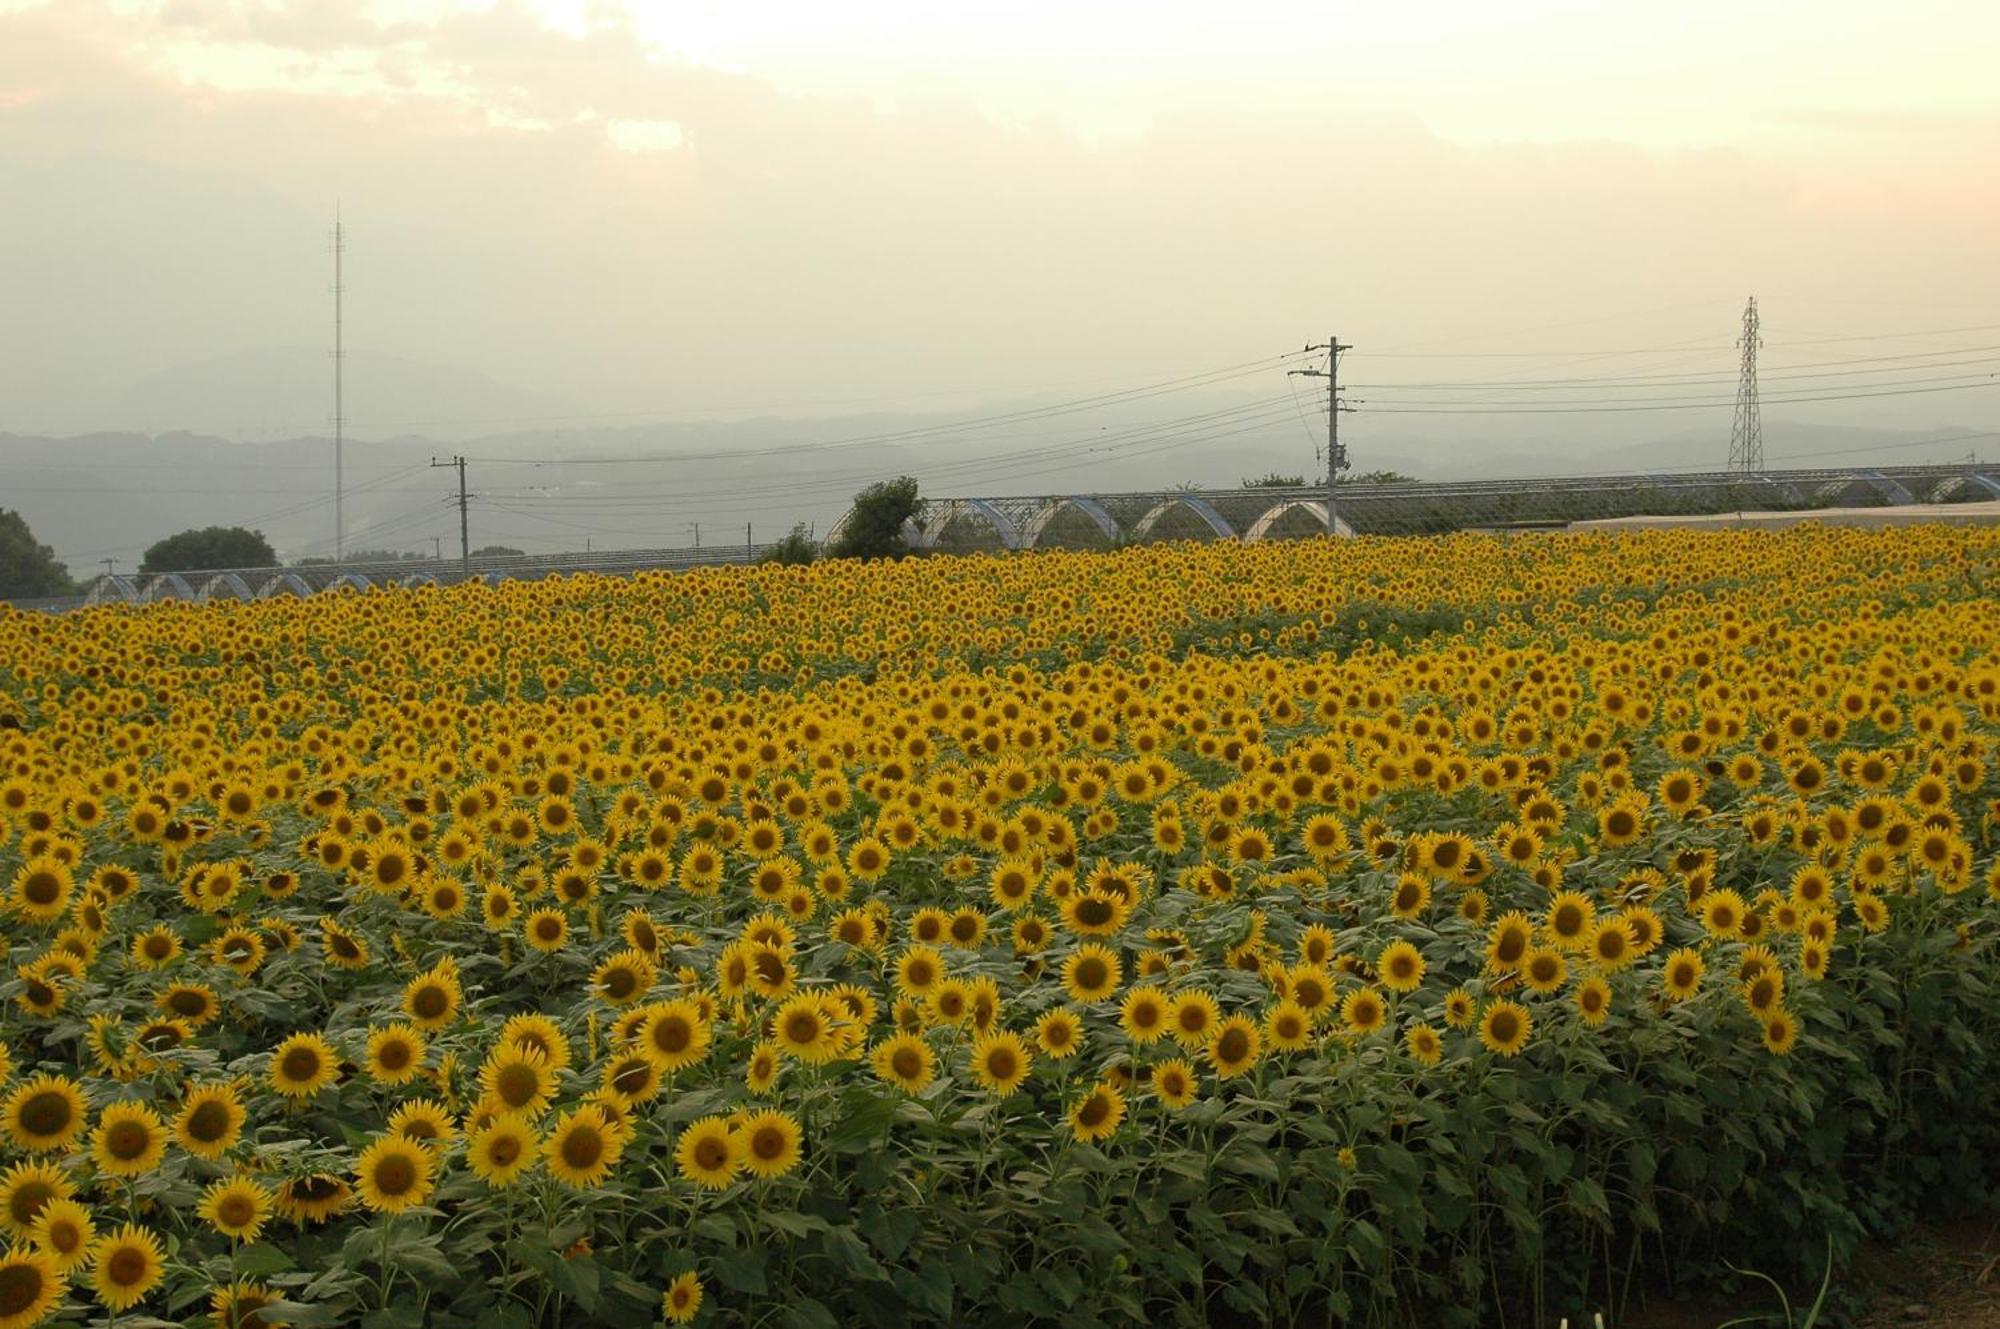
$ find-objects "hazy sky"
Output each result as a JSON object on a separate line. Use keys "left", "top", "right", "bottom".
{"left": 2, "top": 0, "right": 1998, "bottom": 437}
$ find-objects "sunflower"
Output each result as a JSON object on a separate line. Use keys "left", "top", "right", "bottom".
{"left": 1588, "top": 918, "right": 1636, "bottom": 972}
{"left": 1377, "top": 940, "right": 1425, "bottom": 993}
{"left": 1068, "top": 1082, "right": 1126, "bottom": 1144}
{"left": 1167, "top": 989, "right": 1221, "bottom": 1047}
{"left": 1522, "top": 948, "right": 1567, "bottom": 995}
{"left": 1404, "top": 1022, "right": 1444, "bottom": 1066}
{"left": 466, "top": 1113, "right": 539, "bottom": 1188}
{"left": 1742, "top": 968, "right": 1786, "bottom": 1015}
{"left": 494, "top": 1012, "right": 570, "bottom": 1071}
{"left": 1118, "top": 986, "right": 1169, "bottom": 1044}
{"left": 1596, "top": 800, "right": 1645, "bottom": 847}
{"left": 970, "top": 1031, "right": 1033, "bottom": 1096}
{"left": 603, "top": 1052, "right": 664, "bottom": 1105}
{"left": 319, "top": 918, "right": 371, "bottom": 969}
{"left": 198, "top": 1177, "right": 272, "bottom": 1242}
{"left": 1478, "top": 999, "right": 1533, "bottom": 1057}
{"left": 870, "top": 1034, "right": 936, "bottom": 1094}
{"left": 365, "top": 1024, "right": 427, "bottom": 1086}
{"left": 355, "top": 1135, "right": 435, "bottom": 1213}
{"left": 663, "top": 1270, "right": 704, "bottom": 1325}
{"left": 2, "top": 1075, "right": 85, "bottom": 1156}
{"left": 28, "top": 1198, "right": 93, "bottom": 1273}
{"left": 523, "top": 908, "right": 570, "bottom": 952}
{"left": 892, "top": 944, "right": 945, "bottom": 997}
{"left": 1485, "top": 911, "right": 1533, "bottom": 972}
{"left": 589, "top": 949, "right": 657, "bottom": 1008}
{"left": 9, "top": 856, "right": 73, "bottom": 923}
{"left": 84, "top": 1222, "right": 161, "bottom": 1313}
{"left": 675, "top": 1116, "right": 740, "bottom": 1191}
{"left": 0, "top": 1164, "right": 71, "bottom": 1239}
{"left": 1150, "top": 1058, "right": 1199, "bottom": 1109}
{"left": 129, "top": 926, "right": 182, "bottom": 971}
{"left": 1661, "top": 948, "right": 1706, "bottom": 1002}
{"left": 175, "top": 1083, "right": 246, "bottom": 1159}
{"left": 1061, "top": 890, "right": 1129, "bottom": 937}
{"left": 771, "top": 994, "right": 845, "bottom": 1065}
{"left": 388, "top": 1099, "right": 456, "bottom": 1150}
{"left": 1206, "top": 1016, "right": 1263, "bottom": 1079}
{"left": 737, "top": 1109, "right": 803, "bottom": 1179}
{"left": 1623, "top": 906, "right": 1665, "bottom": 956}
{"left": 91, "top": 1102, "right": 167, "bottom": 1179}
{"left": 1575, "top": 976, "right": 1612, "bottom": 1026}
{"left": 210, "top": 1281, "right": 287, "bottom": 1329}
{"left": 1262, "top": 1000, "right": 1312, "bottom": 1052}
{"left": 1698, "top": 889, "right": 1747, "bottom": 939}
{"left": 268, "top": 1032, "right": 339, "bottom": 1099}
{"left": 1340, "top": 986, "right": 1387, "bottom": 1037}
{"left": 544, "top": 1106, "right": 627, "bottom": 1190}
{"left": 1762, "top": 1007, "right": 1801, "bottom": 1055}
{"left": 1034, "top": 1008, "right": 1084, "bottom": 1061}
{"left": 1060, "top": 943, "right": 1122, "bottom": 1004}
{"left": 479, "top": 1047, "right": 555, "bottom": 1117}
{"left": 273, "top": 1174, "right": 351, "bottom": 1226}
{"left": 1544, "top": 892, "right": 1596, "bottom": 951}
{"left": 158, "top": 981, "right": 220, "bottom": 1027}
{"left": 402, "top": 960, "right": 463, "bottom": 1031}
{"left": 0, "top": 1246, "right": 63, "bottom": 1328}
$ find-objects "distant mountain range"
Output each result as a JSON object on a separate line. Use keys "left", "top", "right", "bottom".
{"left": 3, "top": 348, "right": 1991, "bottom": 574}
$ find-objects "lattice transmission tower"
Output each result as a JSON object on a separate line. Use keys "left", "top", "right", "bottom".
{"left": 1728, "top": 296, "right": 1763, "bottom": 473}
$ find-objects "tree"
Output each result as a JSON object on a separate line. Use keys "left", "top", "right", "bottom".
{"left": 0, "top": 509, "right": 72, "bottom": 601}
{"left": 760, "top": 524, "right": 819, "bottom": 567}
{"left": 829, "top": 477, "right": 921, "bottom": 561}
{"left": 1342, "top": 470, "right": 1417, "bottom": 486}
{"left": 141, "top": 527, "right": 277, "bottom": 574}
{"left": 1243, "top": 472, "right": 1307, "bottom": 488}
{"left": 471, "top": 546, "right": 526, "bottom": 559}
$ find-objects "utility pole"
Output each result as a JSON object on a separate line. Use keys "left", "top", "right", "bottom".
{"left": 430, "top": 536, "right": 441, "bottom": 561}
{"left": 746, "top": 522, "right": 752, "bottom": 561}
{"left": 1729, "top": 297, "right": 1763, "bottom": 473}
{"left": 692, "top": 523, "right": 700, "bottom": 550}
{"left": 332, "top": 210, "right": 346, "bottom": 561}
{"left": 1288, "top": 336, "right": 1355, "bottom": 537}
{"left": 432, "top": 455, "right": 470, "bottom": 571}
{"left": 100, "top": 559, "right": 117, "bottom": 580}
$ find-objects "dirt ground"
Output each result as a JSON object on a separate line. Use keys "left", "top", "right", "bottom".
{"left": 1850, "top": 1220, "right": 2000, "bottom": 1329}
{"left": 1611, "top": 1220, "right": 2000, "bottom": 1329}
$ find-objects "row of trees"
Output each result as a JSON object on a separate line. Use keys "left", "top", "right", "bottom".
{"left": 1242, "top": 470, "right": 1418, "bottom": 487}
{"left": 0, "top": 477, "right": 924, "bottom": 601}
{"left": 13, "top": 467, "right": 1412, "bottom": 598}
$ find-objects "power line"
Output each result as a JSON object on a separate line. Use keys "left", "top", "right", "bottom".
{"left": 458, "top": 352, "right": 1316, "bottom": 468}
{"left": 1361, "top": 371, "right": 1996, "bottom": 409}
{"left": 1350, "top": 346, "right": 2000, "bottom": 391}
{"left": 1368, "top": 380, "right": 1999, "bottom": 415}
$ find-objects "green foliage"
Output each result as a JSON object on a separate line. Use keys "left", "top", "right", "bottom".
{"left": 761, "top": 524, "right": 819, "bottom": 567}
{"left": 1243, "top": 472, "right": 1308, "bottom": 488}
{"left": 0, "top": 508, "right": 71, "bottom": 600}
{"left": 829, "top": 477, "right": 920, "bottom": 561}
{"left": 1343, "top": 469, "right": 1418, "bottom": 485}
{"left": 141, "top": 524, "right": 278, "bottom": 573}
{"left": 472, "top": 546, "right": 527, "bottom": 558}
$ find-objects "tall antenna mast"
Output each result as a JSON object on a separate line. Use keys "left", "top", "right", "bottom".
{"left": 1728, "top": 296, "right": 1762, "bottom": 473}
{"left": 332, "top": 209, "right": 346, "bottom": 560}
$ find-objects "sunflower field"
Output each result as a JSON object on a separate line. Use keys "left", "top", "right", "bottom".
{"left": 0, "top": 524, "right": 1996, "bottom": 1327}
